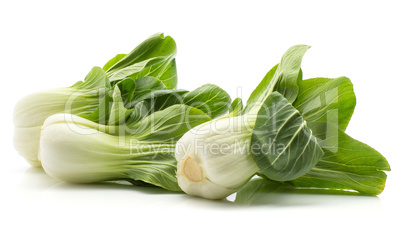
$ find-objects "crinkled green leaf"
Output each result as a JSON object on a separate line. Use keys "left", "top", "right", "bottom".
{"left": 85, "top": 85, "right": 134, "bottom": 126}
{"left": 130, "top": 58, "right": 177, "bottom": 89}
{"left": 129, "top": 104, "right": 212, "bottom": 142}
{"left": 244, "top": 45, "right": 309, "bottom": 114}
{"left": 183, "top": 84, "right": 231, "bottom": 118}
{"left": 125, "top": 84, "right": 231, "bottom": 126}
{"left": 128, "top": 76, "right": 166, "bottom": 106}
{"left": 158, "top": 58, "right": 177, "bottom": 89}
{"left": 286, "top": 123, "right": 390, "bottom": 195}
{"left": 126, "top": 89, "right": 189, "bottom": 125}
{"left": 106, "top": 33, "right": 176, "bottom": 83}
{"left": 127, "top": 84, "right": 231, "bottom": 122}
{"left": 294, "top": 77, "right": 356, "bottom": 132}
{"left": 251, "top": 91, "right": 323, "bottom": 181}
{"left": 289, "top": 76, "right": 389, "bottom": 195}
{"left": 106, "top": 33, "right": 176, "bottom": 73}
{"left": 107, "top": 60, "right": 151, "bottom": 82}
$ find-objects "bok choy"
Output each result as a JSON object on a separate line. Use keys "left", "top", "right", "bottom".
{"left": 38, "top": 83, "right": 232, "bottom": 190}
{"left": 14, "top": 33, "right": 177, "bottom": 166}
{"left": 14, "top": 34, "right": 390, "bottom": 202}
{"left": 39, "top": 108, "right": 206, "bottom": 191}
{"left": 175, "top": 45, "right": 390, "bottom": 199}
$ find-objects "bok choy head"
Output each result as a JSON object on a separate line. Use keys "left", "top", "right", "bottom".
{"left": 39, "top": 88, "right": 231, "bottom": 190}
{"left": 175, "top": 45, "right": 323, "bottom": 199}
{"left": 38, "top": 81, "right": 232, "bottom": 190}
{"left": 39, "top": 106, "right": 208, "bottom": 190}
{"left": 13, "top": 33, "right": 178, "bottom": 166}
{"left": 176, "top": 44, "right": 390, "bottom": 200}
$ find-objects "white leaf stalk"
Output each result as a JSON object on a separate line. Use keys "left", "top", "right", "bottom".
{"left": 39, "top": 114, "right": 125, "bottom": 182}
{"left": 175, "top": 114, "right": 259, "bottom": 199}
{"left": 14, "top": 87, "right": 105, "bottom": 166}
{"left": 39, "top": 113, "right": 180, "bottom": 189}
{"left": 38, "top": 105, "right": 213, "bottom": 192}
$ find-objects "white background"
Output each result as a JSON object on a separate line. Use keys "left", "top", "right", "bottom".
{"left": 1, "top": 0, "right": 401, "bottom": 240}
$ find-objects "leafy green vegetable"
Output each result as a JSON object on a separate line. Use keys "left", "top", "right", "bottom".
{"left": 130, "top": 58, "right": 178, "bottom": 89}
{"left": 14, "top": 67, "right": 110, "bottom": 166}
{"left": 175, "top": 45, "right": 318, "bottom": 199}
{"left": 105, "top": 33, "right": 177, "bottom": 88}
{"left": 14, "top": 34, "right": 390, "bottom": 202}
{"left": 14, "top": 33, "right": 178, "bottom": 166}
{"left": 244, "top": 45, "right": 309, "bottom": 113}
{"left": 88, "top": 82, "right": 231, "bottom": 128}
{"left": 288, "top": 75, "right": 388, "bottom": 195}
{"left": 183, "top": 84, "right": 231, "bottom": 118}
{"left": 227, "top": 98, "right": 244, "bottom": 117}
{"left": 236, "top": 75, "right": 389, "bottom": 197}
{"left": 234, "top": 177, "right": 282, "bottom": 205}
{"left": 39, "top": 104, "right": 212, "bottom": 191}
{"left": 251, "top": 92, "right": 323, "bottom": 181}
{"left": 234, "top": 176, "right": 361, "bottom": 205}
{"left": 102, "top": 54, "right": 126, "bottom": 72}
{"left": 248, "top": 45, "right": 324, "bottom": 180}
{"left": 175, "top": 44, "right": 389, "bottom": 200}
{"left": 283, "top": 123, "right": 389, "bottom": 195}
{"left": 294, "top": 77, "right": 356, "bottom": 133}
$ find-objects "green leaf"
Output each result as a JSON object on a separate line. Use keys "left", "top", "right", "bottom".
{"left": 287, "top": 125, "right": 390, "bottom": 195}
{"left": 129, "top": 76, "right": 166, "bottom": 106}
{"left": 126, "top": 84, "right": 231, "bottom": 125}
{"left": 183, "top": 84, "right": 231, "bottom": 118}
{"left": 103, "top": 54, "right": 127, "bottom": 71}
{"left": 229, "top": 98, "right": 243, "bottom": 116}
{"left": 147, "top": 89, "right": 189, "bottom": 111}
{"left": 84, "top": 90, "right": 113, "bottom": 124}
{"left": 251, "top": 91, "right": 323, "bottom": 181}
{"left": 129, "top": 104, "right": 212, "bottom": 142}
{"left": 125, "top": 89, "right": 189, "bottom": 125}
{"left": 72, "top": 66, "right": 111, "bottom": 89}
{"left": 220, "top": 98, "right": 244, "bottom": 119}
{"left": 235, "top": 176, "right": 362, "bottom": 203}
{"left": 125, "top": 153, "right": 181, "bottom": 191}
{"left": 273, "top": 45, "right": 309, "bottom": 103}
{"left": 106, "top": 33, "right": 176, "bottom": 82}
{"left": 116, "top": 77, "right": 136, "bottom": 108}
{"left": 74, "top": 67, "right": 113, "bottom": 124}
{"left": 130, "top": 58, "right": 177, "bottom": 89}
{"left": 244, "top": 45, "right": 309, "bottom": 114}
{"left": 126, "top": 101, "right": 150, "bottom": 125}
{"left": 158, "top": 58, "right": 177, "bottom": 89}
{"left": 245, "top": 64, "right": 278, "bottom": 113}
{"left": 107, "top": 60, "right": 152, "bottom": 82}
{"left": 108, "top": 86, "right": 133, "bottom": 126}
{"left": 288, "top": 76, "right": 389, "bottom": 195}
{"left": 106, "top": 33, "right": 176, "bottom": 73}
{"left": 234, "top": 177, "right": 282, "bottom": 205}
{"left": 294, "top": 77, "right": 356, "bottom": 132}
{"left": 85, "top": 85, "right": 134, "bottom": 126}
